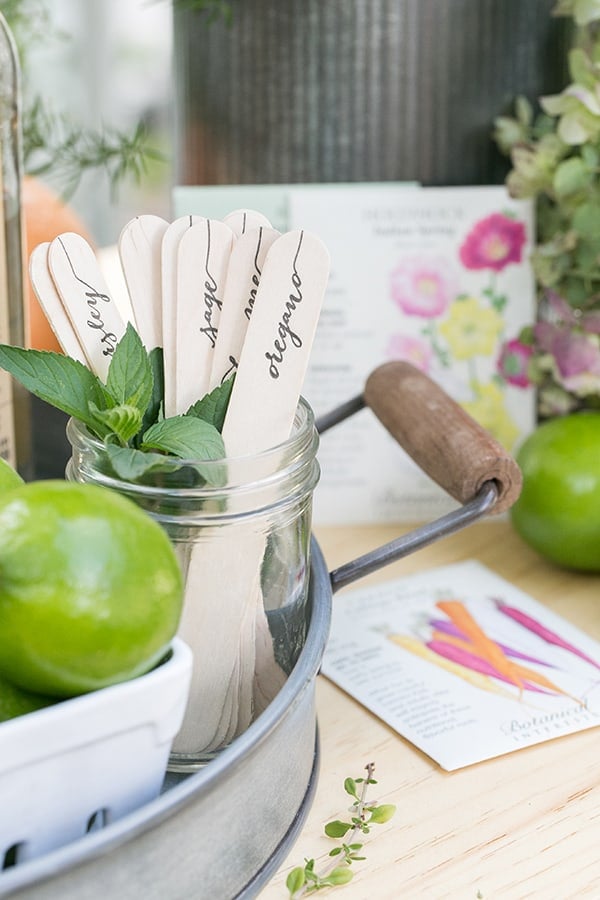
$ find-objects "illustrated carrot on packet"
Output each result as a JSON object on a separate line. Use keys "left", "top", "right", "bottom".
{"left": 429, "top": 630, "right": 582, "bottom": 704}
{"left": 389, "top": 633, "right": 517, "bottom": 700}
{"left": 428, "top": 617, "right": 555, "bottom": 668}
{"left": 425, "top": 638, "right": 554, "bottom": 695}
{"left": 436, "top": 599, "right": 526, "bottom": 693}
{"left": 494, "top": 598, "right": 600, "bottom": 672}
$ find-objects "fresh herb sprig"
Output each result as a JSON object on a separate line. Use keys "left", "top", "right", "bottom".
{"left": 23, "top": 103, "right": 163, "bottom": 200}
{"left": 286, "top": 763, "right": 396, "bottom": 897}
{"left": 0, "top": 324, "right": 234, "bottom": 482}
{"left": 171, "top": 0, "right": 235, "bottom": 26}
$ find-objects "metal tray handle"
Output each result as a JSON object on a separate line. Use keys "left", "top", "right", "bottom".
{"left": 316, "top": 361, "right": 523, "bottom": 593}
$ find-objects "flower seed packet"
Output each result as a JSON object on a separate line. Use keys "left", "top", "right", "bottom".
{"left": 289, "top": 185, "right": 536, "bottom": 524}
{"left": 322, "top": 560, "right": 600, "bottom": 771}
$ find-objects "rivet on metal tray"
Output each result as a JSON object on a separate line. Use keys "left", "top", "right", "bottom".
{"left": 2, "top": 842, "right": 24, "bottom": 869}
{"left": 86, "top": 809, "right": 110, "bottom": 833}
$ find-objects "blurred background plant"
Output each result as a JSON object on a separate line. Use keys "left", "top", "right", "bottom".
{"left": 0, "top": 0, "right": 174, "bottom": 350}
{"left": 494, "top": 0, "right": 600, "bottom": 418}
{"left": 2, "top": 0, "right": 166, "bottom": 202}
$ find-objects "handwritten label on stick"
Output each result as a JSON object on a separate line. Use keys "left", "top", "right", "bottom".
{"left": 118, "top": 214, "right": 169, "bottom": 351}
{"left": 161, "top": 215, "right": 204, "bottom": 417}
{"left": 209, "top": 226, "right": 280, "bottom": 389}
{"left": 29, "top": 243, "right": 87, "bottom": 365}
{"left": 48, "top": 232, "right": 127, "bottom": 381}
{"left": 223, "top": 229, "right": 330, "bottom": 456}
{"left": 223, "top": 208, "right": 272, "bottom": 237}
{"left": 175, "top": 218, "right": 234, "bottom": 413}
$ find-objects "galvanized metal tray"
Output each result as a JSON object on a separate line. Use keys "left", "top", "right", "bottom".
{"left": 0, "top": 363, "right": 521, "bottom": 899}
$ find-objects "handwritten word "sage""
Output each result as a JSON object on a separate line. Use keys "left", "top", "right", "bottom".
{"left": 199, "top": 271, "right": 223, "bottom": 348}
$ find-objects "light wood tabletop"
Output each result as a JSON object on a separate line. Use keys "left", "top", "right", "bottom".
{"left": 260, "top": 519, "right": 600, "bottom": 900}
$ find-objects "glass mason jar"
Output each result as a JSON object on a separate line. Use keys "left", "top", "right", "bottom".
{"left": 66, "top": 399, "right": 320, "bottom": 771}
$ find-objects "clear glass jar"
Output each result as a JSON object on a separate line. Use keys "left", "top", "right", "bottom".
{"left": 66, "top": 399, "right": 320, "bottom": 771}
{"left": 0, "top": 13, "right": 31, "bottom": 479}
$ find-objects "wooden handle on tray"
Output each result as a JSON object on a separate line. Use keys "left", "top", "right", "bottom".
{"left": 364, "top": 361, "right": 522, "bottom": 515}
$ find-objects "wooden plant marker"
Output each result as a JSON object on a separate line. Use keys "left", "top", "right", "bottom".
{"left": 47, "top": 232, "right": 128, "bottom": 381}
{"left": 174, "top": 218, "right": 234, "bottom": 414}
{"left": 161, "top": 215, "right": 204, "bottom": 417}
{"left": 28, "top": 243, "right": 87, "bottom": 365}
{"left": 222, "top": 229, "right": 330, "bottom": 452}
{"left": 173, "top": 230, "right": 330, "bottom": 756}
{"left": 209, "top": 226, "right": 280, "bottom": 390}
{"left": 223, "top": 208, "right": 272, "bottom": 237}
{"left": 118, "top": 215, "right": 169, "bottom": 351}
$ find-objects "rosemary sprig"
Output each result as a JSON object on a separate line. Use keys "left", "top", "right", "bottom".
{"left": 286, "top": 763, "right": 396, "bottom": 897}
{"left": 23, "top": 100, "right": 164, "bottom": 199}
{"left": 2, "top": 0, "right": 164, "bottom": 198}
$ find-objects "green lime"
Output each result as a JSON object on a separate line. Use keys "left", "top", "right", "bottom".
{"left": 511, "top": 412, "right": 600, "bottom": 571}
{"left": 0, "top": 456, "right": 24, "bottom": 493}
{"left": 0, "top": 673, "right": 55, "bottom": 723}
{"left": 0, "top": 480, "right": 183, "bottom": 697}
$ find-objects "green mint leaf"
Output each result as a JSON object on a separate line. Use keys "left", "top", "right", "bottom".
{"left": 285, "top": 867, "right": 306, "bottom": 895}
{"left": 89, "top": 403, "right": 143, "bottom": 445}
{"left": 106, "top": 322, "right": 153, "bottom": 413}
{"left": 185, "top": 375, "right": 235, "bottom": 431}
{"left": 141, "top": 415, "right": 225, "bottom": 460}
{"left": 139, "top": 346, "right": 165, "bottom": 436}
{"left": 328, "top": 847, "right": 343, "bottom": 857}
{"left": 325, "top": 868, "right": 353, "bottom": 886}
{"left": 344, "top": 777, "right": 358, "bottom": 799}
{"left": 0, "top": 345, "right": 112, "bottom": 432}
{"left": 324, "top": 820, "right": 352, "bottom": 839}
{"left": 368, "top": 804, "right": 396, "bottom": 825}
{"left": 105, "top": 443, "right": 183, "bottom": 481}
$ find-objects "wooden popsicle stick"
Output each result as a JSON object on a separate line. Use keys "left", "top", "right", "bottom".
{"left": 223, "top": 208, "right": 272, "bottom": 237}
{"left": 222, "top": 229, "right": 330, "bottom": 454}
{"left": 48, "top": 232, "right": 128, "bottom": 381}
{"left": 173, "top": 529, "right": 265, "bottom": 754}
{"left": 28, "top": 243, "right": 88, "bottom": 365}
{"left": 174, "top": 218, "right": 234, "bottom": 414}
{"left": 223, "top": 228, "right": 329, "bottom": 722}
{"left": 173, "top": 230, "right": 329, "bottom": 757}
{"left": 118, "top": 215, "right": 169, "bottom": 351}
{"left": 161, "top": 215, "right": 204, "bottom": 417}
{"left": 209, "top": 226, "right": 280, "bottom": 390}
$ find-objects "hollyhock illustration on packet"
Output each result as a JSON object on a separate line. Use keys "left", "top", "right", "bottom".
{"left": 289, "top": 185, "right": 537, "bottom": 525}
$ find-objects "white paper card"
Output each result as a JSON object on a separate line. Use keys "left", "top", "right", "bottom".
{"left": 322, "top": 561, "right": 600, "bottom": 771}
{"left": 289, "top": 185, "right": 536, "bottom": 524}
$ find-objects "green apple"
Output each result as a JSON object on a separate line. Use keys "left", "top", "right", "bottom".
{"left": 511, "top": 412, "right": 600, "bottom": 571}
{"left": 0, "top": 480, "right": 183, "bottom": 697}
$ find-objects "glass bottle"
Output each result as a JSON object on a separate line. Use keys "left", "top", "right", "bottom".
{"left": 0, "top": 12, "right": 31, "bottom": 478}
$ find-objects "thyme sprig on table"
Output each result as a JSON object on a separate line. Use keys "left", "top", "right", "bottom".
{"left": 286, "top": 763, "right": 396, "bottom": 897}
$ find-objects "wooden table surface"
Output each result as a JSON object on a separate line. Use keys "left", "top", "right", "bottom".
{"left": 259, "top": 519, "right": 600, "bottom": 900}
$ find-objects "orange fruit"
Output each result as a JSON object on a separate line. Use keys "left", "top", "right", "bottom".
{"left": 22, "top": 176, "right": 95, "bottom": 353}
